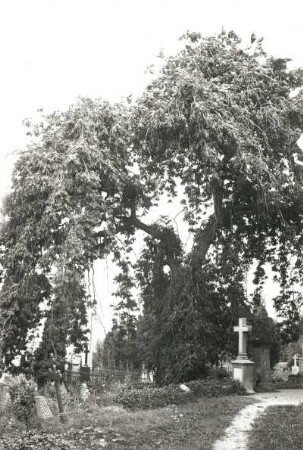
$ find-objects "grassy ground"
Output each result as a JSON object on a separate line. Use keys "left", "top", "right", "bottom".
{"left": 0, "top": 395, "right": 253, "bottom": 450}
{"left": 248, "top": 404, "right": 303, "bottom": 450}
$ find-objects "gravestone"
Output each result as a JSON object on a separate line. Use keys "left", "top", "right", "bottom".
{"left": 141, "top": 363, "right": 154, "bottom": 383}
{"left": 80, "top": 366, "right": 91, "bottom": 383}
{"left": 35, "top": 395, "right": 53, "bottom": 419}
{"left": 232, "top": 318, "right": 255, "bottom": 393}
{"left": 80, "top": 345, "right": 91, "bottom": 382}
{"left": 292, "top": 354, "right": 300, "bottom": 375}
{"left": 0, "top": 384, "right": 11, "bottom": 412}
{"left": 80, "top": 382, "right": 89, "bottom": 401}
{"left": 141, "top": 364, "right": 148, "bottom": 382}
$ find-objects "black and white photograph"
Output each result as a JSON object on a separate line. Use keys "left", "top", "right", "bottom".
{"left": 1, "top": 1, "right": 303, "bottom": 448}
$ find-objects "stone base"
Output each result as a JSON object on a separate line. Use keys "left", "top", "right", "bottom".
{"left": 232, "top": 359, "right": 255, "bottom": 394}
{"left": 80, "top": 365, "right": 91, "bottom": 383}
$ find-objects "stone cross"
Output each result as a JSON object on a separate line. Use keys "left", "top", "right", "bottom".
{"left": 84, "top": 345, "right": 89, "bottom": 366}
{"left": 234, "top": 318, "right": 252, "bottom": 360}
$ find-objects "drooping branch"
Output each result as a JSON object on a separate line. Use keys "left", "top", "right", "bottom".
{"left": 125, "top": 201, "right": 182, "bottom": 272}
{"left": 126, "top": 200, "right": 163, "bottom": 240}
{"left": 131, "top": 216, "right": 163, "bottom": 240}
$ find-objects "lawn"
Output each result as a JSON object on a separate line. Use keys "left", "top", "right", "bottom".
{"left": 248, "top": 404, "right": 303, "bottom": 450}
{"left": 0, "top": 395, "right": 253, "bottom": 449}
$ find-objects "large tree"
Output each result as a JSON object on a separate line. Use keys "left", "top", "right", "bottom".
{"left": 1, "top": 31, "right": 303, "bottom": 381}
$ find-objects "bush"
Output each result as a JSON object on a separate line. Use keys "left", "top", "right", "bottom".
{"left": 114, "top": 385, "right": 193, "bottom": 410}
{"left": 114, "top": 378, "right": 246, "bottom": 410}
{"left": 125, "top": 381, "right": 156, "bottom": 390}
{"left": 186, "top": 378, "right": 246, "bottom": 397}
{"left": 207, "top": 367, "right": 230, "bottom": 379}
{"left": 9, "top": 376, "right": 37, "bottom": 425}
{"left": 274, "top": 373, "right": 303, "bottom": 389}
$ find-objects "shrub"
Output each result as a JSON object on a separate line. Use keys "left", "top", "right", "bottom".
{"left": 114, "top": 378, "right": 246, "bottom": 410}
{"left": 125, "top": 381, "right": 156, "bottom": 390}
{"left": 207, "top": 367, "right": 230, "bottom": 379}
{"left": 114, "top": 385, "right": 193, "bottom": 410}
{"left": 9, "top": 376, "right": 37, "bottom": 425}
{"left": 275, "top": 374, "right": 303, "bottom": 389}
{"left": 186, "top": 378, "right": 246, "bottom": 397}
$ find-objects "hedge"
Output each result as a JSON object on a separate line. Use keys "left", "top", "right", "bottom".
{"left": 114, "top": 378, "right": 245, "bottom": 410}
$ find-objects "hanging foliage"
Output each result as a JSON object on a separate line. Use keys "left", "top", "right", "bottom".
{"left": 1, "top": 31, "right": 303, "bottom": 381}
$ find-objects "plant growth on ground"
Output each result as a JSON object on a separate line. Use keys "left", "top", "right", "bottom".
{"left": 6, "top": 375, "right": 37, "bottom": 426}
{"left": 248, "top": 404, "right": 303, "bottom": 450}
{"left": 114, "top": 378, "right": 246, "bottom": 410}
{"left": 0, "top": 395, "right": 254, "bottom": 450}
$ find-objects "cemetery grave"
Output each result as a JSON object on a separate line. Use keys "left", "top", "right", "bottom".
{"left": 0, "top": 375, "right": 254, "bottom": 450}
{"left": 0, "top": 317, "right": 303, "bottom": 449}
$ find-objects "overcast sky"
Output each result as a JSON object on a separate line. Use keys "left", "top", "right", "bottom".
{"left": 1, "top": 0, "right": 303, "bottom": 340}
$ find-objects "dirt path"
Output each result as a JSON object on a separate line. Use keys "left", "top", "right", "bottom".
{"left": 213, "top": 389, "right": 303, "bottom": 450}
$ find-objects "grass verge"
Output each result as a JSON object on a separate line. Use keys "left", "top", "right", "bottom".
{"left": 0, "top": 395, "right": 254, "bottom": 449}
{"left": 248, "top": 404, "right": 303, "bottom": 450}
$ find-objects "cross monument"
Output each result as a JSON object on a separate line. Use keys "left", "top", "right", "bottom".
{"left": 233, "top": 318, "right": 252, "bottom": 360}
{"left": 80, "top": 344, "right": 91, "bottom": 383}
{"left": 232, "top": 317, "right": 255, "bottom": 393}
{"left": 84, "top": 345, "right": 90, "bottom": 366}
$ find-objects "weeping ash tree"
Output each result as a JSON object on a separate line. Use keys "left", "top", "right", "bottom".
{"left": 1, "top": 31, "right": 303, "bottom": 383}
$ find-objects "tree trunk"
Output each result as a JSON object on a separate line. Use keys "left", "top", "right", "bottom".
{"left": 50, "top": 357, "right": 66, "bottom": 423}
{"left": 191, "top": 214, "right": 217, "bottom": 268}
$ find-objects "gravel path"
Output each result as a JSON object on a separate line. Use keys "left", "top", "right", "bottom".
{"left": 213, "top": 389, "right": 303, "bottom": 450}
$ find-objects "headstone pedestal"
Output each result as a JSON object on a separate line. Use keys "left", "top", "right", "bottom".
{"left": 232, "top": 318, "right": 255, "bottom": 393}
{"left": 80, "top": 366, "right": 91, "bottom": 383}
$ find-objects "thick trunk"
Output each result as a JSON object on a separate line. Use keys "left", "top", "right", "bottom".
{"left": 128, "top": 202, "right": 218, "bottom": 270}
{"left": 50, "top": 356, "right": 66, "bottom": 423}
{"left": 131, "top": 216, "right": 163, "bottom": 239}
{"left": 191, "top": 214, "right": 217, "bottom": 268}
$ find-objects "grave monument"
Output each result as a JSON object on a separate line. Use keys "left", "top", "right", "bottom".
{"left": 232, "top": 318, "right": 255, "bottom": 393}
{"left": 292, "top": 354, "right": 300, "bottom": 375}
{"left": 80, "top": 345, "right": 91, "bottom": 383}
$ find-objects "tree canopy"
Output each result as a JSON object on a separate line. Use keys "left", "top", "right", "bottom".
{"left": 1, "top": 31, "right": 303, "bottom": 382}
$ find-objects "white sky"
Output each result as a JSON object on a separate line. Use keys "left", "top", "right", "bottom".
{"left": 1, "top": 0, "right": 303, "bottom": 343}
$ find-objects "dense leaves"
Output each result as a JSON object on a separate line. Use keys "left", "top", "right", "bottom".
{"left": 114, "top": 378, "right": 244, "bottom": 410}
{"left": 0, "top": 99, "right": 135, "bottom": 367}
{"left": 135, "top": 227, "right": 249, "bottom": 383}
{"left": 1, "top": 31, "right": 303, "bottom": 381}
{"left": 249, "top": 304, "right": 281, "bottom": 368}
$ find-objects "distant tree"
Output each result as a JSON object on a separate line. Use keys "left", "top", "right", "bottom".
{"left": 280, "top": 314, "right": 303, "bottom": 362}
{"left": 102, "top": 260, "right": 141, "bottom": 370}
{"left": 92, "top": 339, "right": 104, "bottom": 371}
{"left": 249, "top": 303, "right": 281, "bottom": 368}
{"left": 102, "top": 316, "right": 140, "bottom": 370}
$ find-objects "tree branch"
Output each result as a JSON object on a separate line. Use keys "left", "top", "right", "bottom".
{"left": 191, "top": 214, "right": 218, "bottom": 268}
{"left": 127, "top": 201, "right": 163, "bottom": 239}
